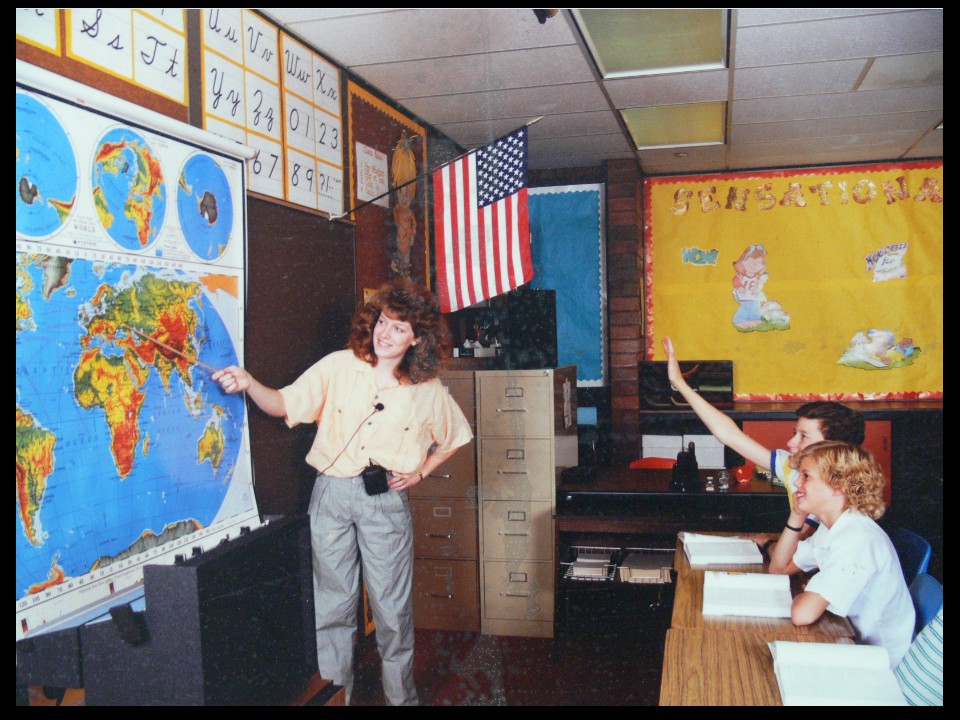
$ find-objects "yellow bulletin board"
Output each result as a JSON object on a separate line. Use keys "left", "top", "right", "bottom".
{"left": 644, "top": 162, "right": 943, "bottom": 400}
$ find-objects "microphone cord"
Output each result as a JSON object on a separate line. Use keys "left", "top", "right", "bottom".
{"left": 318, "top": 403, "right": 384, "bottom": 476}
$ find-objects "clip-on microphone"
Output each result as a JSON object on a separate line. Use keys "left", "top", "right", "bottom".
{"left": 319, "top": 402, "right": 385, "bottom": 476}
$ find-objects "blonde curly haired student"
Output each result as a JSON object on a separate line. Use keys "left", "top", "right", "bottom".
{"left": 766, "top": 441, "right": 915, "bottom": 669}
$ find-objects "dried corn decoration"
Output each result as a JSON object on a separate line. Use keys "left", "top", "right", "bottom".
{"left": 390, "top": 132, "right": 419, "bottom": 277}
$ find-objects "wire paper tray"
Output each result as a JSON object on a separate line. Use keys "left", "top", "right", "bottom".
{"left": 561, "top": 545, "right": 620, "bottom": 582}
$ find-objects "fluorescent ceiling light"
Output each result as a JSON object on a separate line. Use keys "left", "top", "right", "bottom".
{"left": 573, "top": 8, "right": 727, "bottom": 78}
{"left": 856, "top": 51, "right": 943, "bottom": 91}
{"left": 621, "top": 102, "right": 727, "bottom": 150}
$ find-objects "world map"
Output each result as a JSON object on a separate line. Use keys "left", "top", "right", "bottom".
{"left": 16, "top": 252, "right": 249, "bottom": 615}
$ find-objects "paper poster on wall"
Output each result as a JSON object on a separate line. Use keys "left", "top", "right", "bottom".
{"left": 16, "top": 8, "right": 61, "bottom": 54}
{"left": 16, "top": 62, "right": 259, "bottom": 640}
{"left": 201, "top": 9, "right": 285, "bottom": 200}
{"left": 644, "top": 162, "right": 943, "bottom": 400}
{"left": 65, "top": 8, "right": 187, "bottom": 104}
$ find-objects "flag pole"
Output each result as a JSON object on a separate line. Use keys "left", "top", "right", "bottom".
{"left": 328, "top": 116, "right": 543, "bottom": 221}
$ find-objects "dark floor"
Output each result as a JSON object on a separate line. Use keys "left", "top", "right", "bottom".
{"left": 351, "top": 583, "right": 673, "bottom": 706}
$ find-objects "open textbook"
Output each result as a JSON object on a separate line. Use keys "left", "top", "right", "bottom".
{"left": 679, "top": 532, "right": 763, "bottom": 565}
{"left": 769, "top": 641, "right": 907, "bottom": 706}
{"left": 702, "top": 571, "right": 792, "bottom": 617}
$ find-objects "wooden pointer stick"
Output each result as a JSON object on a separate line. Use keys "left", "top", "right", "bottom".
{"left": 122, "top": 323, "right": 219, "bottom": 373}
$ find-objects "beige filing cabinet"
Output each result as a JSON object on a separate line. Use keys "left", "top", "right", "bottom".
{"left": 476, "top": 366, "right": 578, "bottom": 638}
{"left": 408, "top": 369, "right": 480, "bottom": 631}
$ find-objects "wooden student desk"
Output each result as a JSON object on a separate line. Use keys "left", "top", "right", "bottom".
{"left": 659, "top": 629, "right": 853, "bottom": 706}
{"left": 659, "top": 532, "right": 855, "bottom": 706}
{"left": 671, "top": 534, "right": 854, "bottom": 638}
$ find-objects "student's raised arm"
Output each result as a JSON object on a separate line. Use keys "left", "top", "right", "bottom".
{"left": 213, "top": 365, "right": 286, "bottom": 418}
{"left": 661, "top": 336, "right": 771, "bottom": 469}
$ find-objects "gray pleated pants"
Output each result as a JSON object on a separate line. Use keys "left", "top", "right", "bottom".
{"left": 308, "top": 474, "right": 418, "bottom": 706}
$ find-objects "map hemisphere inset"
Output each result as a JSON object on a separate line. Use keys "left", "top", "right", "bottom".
{"left": 16, "top": 92, "right": 79, "bottom": 239}
{"left": 91, "top": 127, "right": 167, "bottom": 251}
{"left": 177, "top": 153, "right": 234, "bottom": 261}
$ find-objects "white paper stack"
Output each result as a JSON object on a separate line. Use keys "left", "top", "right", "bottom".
{"left": 682, "top": 434, "right": 725, "bottom": 469}
{"left": 641, "top": 435, "right": 683, "bottom": 459}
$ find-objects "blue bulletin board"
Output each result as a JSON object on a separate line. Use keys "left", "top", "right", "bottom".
{"left": 529, "top": 185, "right": 606, "bottom": 386}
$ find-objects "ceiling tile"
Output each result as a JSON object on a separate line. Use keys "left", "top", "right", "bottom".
{"left": 349, "top": 45, "right": 593, "bottom": 101}
{"left": 734, "top": 61, "right": 868, "bottom": 99}
{"left": 735, "top": 9, "right": 943, "bottom": 68}
{"left": 604, "top": 70, "right": 729, "bottom": 108}
{"left": 400, "top": 82, "right": 609, "bottom": 127}
{"left": 732, "top": 86, "right": 943, "bottom": 124}
{"left": 261, "top": 8, "right": 578, "bottom": 66}
{"left": 732, "top": 110, "right": 944, "bottom": 143}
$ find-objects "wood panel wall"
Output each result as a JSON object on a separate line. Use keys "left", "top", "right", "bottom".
{"left": 245, "top": 197, "right": 356, "bottom": 515}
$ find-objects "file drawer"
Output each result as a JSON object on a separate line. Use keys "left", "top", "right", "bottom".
{"left": 477, "top": 373, "right": 554, "bottom": 437}
{"left": 481, "top": 500, "right": 554, "bottom": 561}
{"left": 440, "top": 375, "right": 476, "bottom": 426}
{"left": 413, "top": 559, "right": 480, "bottom": 632}
{"left": 482, "top": 560, "right": 554, "bottom": 622}
{"left": 409, "top": 438, "right": 477, "bottom": 500}
{"left": 410, "top": 497, "right": 478, "bottom": 559}
{"left": 478, "top": 437, "right": 554, "bottom": 501}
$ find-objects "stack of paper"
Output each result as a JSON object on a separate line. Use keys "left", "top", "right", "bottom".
{"left": 679, "top": 532, "right": 763, "bottom": 565}
{"left": 702, "top": 571, "right": 791, "bottom": 617}
{"left": 569, "top": 549, "right": 614, "bottom": 579}
{"left": 618, "top": 551, "right": 674, "bottom": 584}
{"left": 769, "top": 641, "right": 907, "bottom": 706}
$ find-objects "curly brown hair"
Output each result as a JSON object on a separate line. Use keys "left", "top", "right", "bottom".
{"left": 790, "top": 440, "right": 887, "bottom": 519}
{"left": 347, "top": 278, "right": 452, "bottom": 384}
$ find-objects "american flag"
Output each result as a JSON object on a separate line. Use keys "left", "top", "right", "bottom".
{"left": 433, "top": 127, "right": 533, "bottom": 313}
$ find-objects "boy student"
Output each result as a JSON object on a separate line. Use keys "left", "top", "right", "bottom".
{"left": 766, "top": 441, "right": 914, "bottom": 668}
{"left": 661, "top": 336, "right": 866, "bottom": 533}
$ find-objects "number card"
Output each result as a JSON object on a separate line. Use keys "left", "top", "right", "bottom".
{"left": 280, "top": 31, "right": 344, "bottom": 216}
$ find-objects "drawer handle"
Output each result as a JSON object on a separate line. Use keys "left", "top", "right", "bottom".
{"left": 429, "top": 472, "right": 452, "bottom": 479}
{"left": 426, "top": 533, "right": 453, "bottom": 539}
{"left": 500, "top": 531, "right": 529, "bottom": 537}
{"left": 496, "top": 408, "right": 526, "bottom": 413}
{"left": 429, "top": 593, "right": 454, "bottom": 599}
{"left": 497, "top": 470, "right": 527, "bottom": 475}
{"left": 503, "top": 592, "right": 530, "bottom": 598}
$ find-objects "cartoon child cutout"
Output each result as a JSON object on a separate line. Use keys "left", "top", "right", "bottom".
{"left": 732, "top": 244, "right": 768, "bottom": 329}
